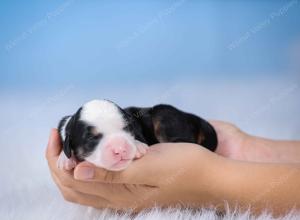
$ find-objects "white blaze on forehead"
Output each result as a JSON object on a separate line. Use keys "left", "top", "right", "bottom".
{"left": 80, "top": 100, "right": 126, "bottom": 133}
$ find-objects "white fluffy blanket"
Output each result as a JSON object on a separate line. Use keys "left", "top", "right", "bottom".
{"left": 0, "top": 80, "right": 299, "bottom": 220}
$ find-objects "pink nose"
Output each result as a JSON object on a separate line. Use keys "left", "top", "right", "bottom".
{"left": 106, "top": 138, "right": 131, "bottom": 159}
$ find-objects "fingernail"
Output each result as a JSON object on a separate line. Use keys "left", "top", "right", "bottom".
{"left": 75, "top": 167, "right": 94, "bottom": 180}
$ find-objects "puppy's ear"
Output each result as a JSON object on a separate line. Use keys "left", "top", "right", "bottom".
{"left": 58, "top": 115, "right": 73, "bottom": 158}
{"left": 63, "top": 135, "right": 72, "bottom": 158}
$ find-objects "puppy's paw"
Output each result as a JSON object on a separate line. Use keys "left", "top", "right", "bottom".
{"left": 57, "top": 152, "right": 77, "bottom": 171}
{"left": 134, "top": 140, "right": 149, "bottom": 159}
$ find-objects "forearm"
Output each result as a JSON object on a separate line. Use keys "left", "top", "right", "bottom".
{"left": 225, "top": 160, "right": 300, "bottom": 216}
{"left": 191, "top": 154, "right": 300, "bottom": 216}
{"left": 244, "top": 136, "right": 300, "bottom": 163}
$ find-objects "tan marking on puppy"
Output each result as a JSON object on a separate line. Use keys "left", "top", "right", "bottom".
{"left": 197, "top": 132, "right": 205, "bottom": 145}
{"left": 154, "top": 120, "right": 167, "bottom": 143}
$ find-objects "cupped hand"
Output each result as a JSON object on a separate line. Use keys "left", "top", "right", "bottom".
{"left": 46, "top": 129, "right": 224, "bottom": 211}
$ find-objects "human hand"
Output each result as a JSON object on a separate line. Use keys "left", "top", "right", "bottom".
{"left": 209, "top": 120, "right": 299, "bottom": 163}
{"left": 46, "top": 129, "right": 225, "bottom": 211}
{"left": 209, "top": 120, "right": 249, "bottom": 161}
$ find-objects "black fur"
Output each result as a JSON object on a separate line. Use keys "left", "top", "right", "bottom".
{"left": 58, "top": 115, "right": 72, "bottom": 158}
{"left": 58, "top": 107, "right": 103, "bottom": 160}
{"left": 125, "top": 104, "right": 218, "bottom": 151}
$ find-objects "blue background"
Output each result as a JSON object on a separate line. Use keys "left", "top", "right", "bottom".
{"left": 1, "top": 0, "right": 299, "bottom": 91}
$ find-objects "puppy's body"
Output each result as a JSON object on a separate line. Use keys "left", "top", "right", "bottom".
{"left": 125, "top": 105, "right": 217, "bottom": 151}
{"left": 58, "top": 100, "right": 217, "bottom": 171}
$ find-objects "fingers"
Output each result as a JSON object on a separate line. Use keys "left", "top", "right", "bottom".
{"left": 208, "top": 120, "right": 237, "bottom": 130}
{"left": 52, "top": 159, "right": 141, "bottom": 199}
{"left": 73, "top": 162, "right": 130, "bottom": 183}
{"left": 51, "top": 162, "right": 115, "bottom": 198}
{"left": 52, "top": 173, "right": 112, "bottom": 209}
{"left": 73, "top": 158, "right": 156, "bottom": 185}
{"left": 134, "top": 141, "right": 149, "bottom": 159}
{"left": 57, "top": 151, "right": 77, "bottom": 171}
{"left": 51, "top": 164, "right": 150, "bottom": 206}
{"left": 45, "top": 128, "right": 62, "bottom": 160}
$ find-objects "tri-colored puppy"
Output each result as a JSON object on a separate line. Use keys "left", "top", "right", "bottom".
{"left": 57, "top": 100, "right": 218, "bottom": 171}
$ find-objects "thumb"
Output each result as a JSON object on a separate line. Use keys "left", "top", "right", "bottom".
{"left": 45, "top": 128, "right": 62, "bottom": 159}
{"left": 73, "top": 157, "right": 153, "bottom": 184}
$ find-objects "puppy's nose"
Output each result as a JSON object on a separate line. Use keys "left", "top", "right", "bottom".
{"left": 107, "top": 138, "right": 131, "bottom": 159}
{"left": 112, "top": 145, "right": 129, "bottom": 158}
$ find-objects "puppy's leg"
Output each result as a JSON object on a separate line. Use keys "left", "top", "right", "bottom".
{"left": 57, "top": 152, "right": 77, "bottom": 170}
{"left": 134, "top": 140, "right": 149, "bottom": 159}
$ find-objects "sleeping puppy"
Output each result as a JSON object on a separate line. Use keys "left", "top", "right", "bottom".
{"left": 57, "top": 100, "right": 218, "bottom": 171}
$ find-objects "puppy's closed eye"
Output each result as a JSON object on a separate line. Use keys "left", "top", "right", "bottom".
{"left": 87, "top": 133, "right": 103, "bottom": 141}
{"left": 85, "top": 126, "right": 103, "bottom": 141}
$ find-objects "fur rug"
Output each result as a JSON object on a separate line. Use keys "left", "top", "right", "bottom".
{"left": 1, "top": 182, "right": 300, "bottom": 220}
{"left": 1, "top": 180, "right": 299, "bottom": 220}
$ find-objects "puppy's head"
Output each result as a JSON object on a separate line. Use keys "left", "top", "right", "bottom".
{"left": 58, "top": 100, "right": 137, "bottom": 171}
